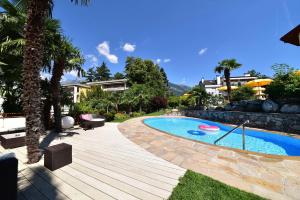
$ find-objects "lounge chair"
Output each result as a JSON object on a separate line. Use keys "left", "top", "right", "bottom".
{"left": 79, "top": 114, "right": 105, "bottom": 130}
{"left": 0, "top": 152, "right": 18, "bottom": 200}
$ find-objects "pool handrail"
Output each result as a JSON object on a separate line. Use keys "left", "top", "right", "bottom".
{"left": 214, "top": 120, "right": 250, "bottom": 150}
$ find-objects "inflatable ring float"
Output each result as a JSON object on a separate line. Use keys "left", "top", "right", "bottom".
{"left": 199, "top": 125, "right": 220, "bottom": 132}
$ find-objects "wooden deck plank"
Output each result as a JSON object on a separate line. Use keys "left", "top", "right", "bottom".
{"left": 71, "top": 142, "right": 185, "bottom": 173}
{"left": 73, "top": 157, "right": 171, "bottom": 198}
{"left": 6, "top": 123, "right": 185, "bottom": 200}
{"left": 73, "top": 150, "right": 180, "bottom": 185}
{"left": 14, "top": 149, "right": 94, "bottom": 200}
{"left": 60, "top": 166, "right": 139, "bottom": 200}
{"left": 70, "top": 162, "right": 163, "bottom": 200}
{"left": 66, "top": 136, "right": 180, "bottom": 167}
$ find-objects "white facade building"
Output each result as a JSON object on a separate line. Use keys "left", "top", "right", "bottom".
{"left": 200, "top": 74, "right": 257, "bottom": 96}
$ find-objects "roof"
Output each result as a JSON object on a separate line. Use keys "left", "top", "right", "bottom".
{"left": 86, "top": 79, "right": 128, "bottom": 85}
{"left": 227, "top": 76, "right": 257, "bottom": 80}
{"left": 280, "top": 24, "right": 300, "bottom": 46}
{"left": 203, "top": 80, "right": 217, "bottom": 85}
{"left": 62, "top": 83, "right": 91, "bottom": 88}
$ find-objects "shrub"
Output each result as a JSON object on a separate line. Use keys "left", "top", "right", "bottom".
{"left": 150, "top": 96, "right": 168, "bottom": 111}
{"left": 231, "top": 86, "right": 255, "bottom": 102}
{"left": 168, "top": 96, "right": 181, "bottom": 108}
{"left": 132, "top": 111, "right": 145, "bottom": 117}
{"left": 103, "top": 111, "right": 115, "bottom": 122}
{"left": 114, "top": 113, "right": 129, "bottom": 121}
{"left": 265, "top": 71, "right": 300, "bottom": 101}
{"left": 69, "top": 102, "right": 95, "bottom": 122}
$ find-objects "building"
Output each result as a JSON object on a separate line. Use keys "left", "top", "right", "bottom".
{"left": 86, "top": 79, "right": 128, "bottom": 92}
{"left": 200, "top": 73, "right": 257, "bottom": 96}
{"left": 62, "top": 83, "right": 91, "bottom": 103}
{"left": 199, "top": 75, "right": 222, "bottom": 95}
{"left": 62, "top": 79, "right": 128, "bottom": 103}
{"left": 224, "top": 73, "right": 257, "bottom": 87}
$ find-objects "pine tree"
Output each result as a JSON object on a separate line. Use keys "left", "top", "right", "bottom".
{"left": 95, "top": 62, "right": 111, "bottom": 81}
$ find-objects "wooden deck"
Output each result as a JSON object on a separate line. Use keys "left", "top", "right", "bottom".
{"left": 2, "top": 123, "right": 186, "bottom": 200}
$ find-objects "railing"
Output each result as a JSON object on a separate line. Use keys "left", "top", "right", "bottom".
{"left": 214, "top": 120, "right": 249, "bottom": 150}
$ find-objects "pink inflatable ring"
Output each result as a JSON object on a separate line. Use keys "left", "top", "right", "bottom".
{"left": 199, "top": 125, "right": 220, "bottom": 131}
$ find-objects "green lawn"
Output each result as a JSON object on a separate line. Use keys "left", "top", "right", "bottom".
{"left": 169, "top": 170, "right": 265, "bottom": 200}
{"left": 112, "top": 110, "right": 165, "bottom": 122}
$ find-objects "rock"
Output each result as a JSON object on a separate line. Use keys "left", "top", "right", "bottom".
{"left": 215, "top": 107, "right": 223, "bottom": 111}
{"left": 280, "top": 104, "right": 300, "bottom": 114}
{"left": 262, "top": 99, "right": 279, "bottom": 113}
{"left": 224, "top": 104, "right": 232, "bottom": 111}
{"left": 61, "top": 116, "right": 75, "bottom": 129}
{"left": 244, "top": 100, "right": 263, "bottom": 112}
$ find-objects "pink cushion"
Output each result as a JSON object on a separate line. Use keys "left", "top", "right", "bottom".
{"left": 81, "top": 114, "right": 92, "bottom": 121}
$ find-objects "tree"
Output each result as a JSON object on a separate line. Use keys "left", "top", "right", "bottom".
{"left": 95, "top": 62, "right": 111, "bottom": 81}
{"left": 214, "top": 59, "right": 241, "bottom": 103}
{"left": 188, "top": 85, "right": 209, "bottom": 108}
{"left": 15, "top": 0, "right": 89, "bottom": 163}
{"left": 231, "top": 86, "right": 255, "bottom": 102}
{"left": 125, "top": 57, "right": 168, "bottom": 97}
{"left": 160, "top": 67, "right": 168, "bottom": 86}
{"left": 113, "top": 72, "right": 125, "bottom": 80}
{"left": 85, "top": 67, "right": 97, "bottom": 82}
{"left": 265, "top": 65, "right": 300, "bottom": 101}
{"left": 50, "top": 36, "right": 84, "bottom": 132}
{"left": 125, "top": 57, "right": 147, "bottom": 84}
{"left": 0, "top": 0, "right": 26, "bottom": 113}
{"left": 246, "top": 69, "right": 268, "bottom": 78}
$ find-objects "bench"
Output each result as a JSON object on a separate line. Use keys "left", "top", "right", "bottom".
{"left": 44, "top": 143, "right": 72, "bottom": 171}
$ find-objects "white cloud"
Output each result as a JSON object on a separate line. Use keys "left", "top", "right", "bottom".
{"left": 156, "top": 59, "right": 161, "bottom": 64}
{"left": 68, "top": 70, "right": 79, "bottom": 77}
{"left": 123, "top": 43, "right": 136, "bottom": 52}
{"left": 163, "top": 58, "right": 171, "bottom": 63}
{"left": 198, "top": 48, "right": 208, "bottom": 55}
{"left": 97, "top": 41, "right": 118, "bottom": 64}
{"left": 86, "top": 54, "right": 98, "bottom": 67}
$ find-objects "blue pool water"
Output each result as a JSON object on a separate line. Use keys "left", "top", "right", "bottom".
{"left": 144, "top": 117, "right": 300, "bottom": 156}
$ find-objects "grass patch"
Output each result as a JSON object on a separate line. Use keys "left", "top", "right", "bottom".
{"left": 112, "top": 110, "right": 165, "bottom": 123}
{"left": 169, "top": 170, "right": 265, "bottom": 200}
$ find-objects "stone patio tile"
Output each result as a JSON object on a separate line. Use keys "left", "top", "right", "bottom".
{"left": 118, "top": 117, "right": 300, "bottom": 200}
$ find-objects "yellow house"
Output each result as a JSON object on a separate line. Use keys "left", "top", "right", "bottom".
{"left": 62, "top": 84, "right": 91, "bottom": 103}
{"left": 62, "top": 79, "right": 128, "bottom": 103}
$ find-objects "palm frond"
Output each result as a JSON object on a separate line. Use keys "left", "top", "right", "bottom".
{"left": 214, "top": 66, "right": 223, "bottom": 73}
{"left": 0, "top": 0, "right": 19, "bottom": 16}
{"left": 0, "top": 60, "right": 7, "bottom": 65}
{"left": 0, "top": 38, "right": 25, "bottom": 52}
{"left": 70, "top": 0, "right": 90, "bottom": 6}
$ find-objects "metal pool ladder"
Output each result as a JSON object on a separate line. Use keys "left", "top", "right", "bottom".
{"left": 213, "top": 120, "right": 249, "bottom": 150}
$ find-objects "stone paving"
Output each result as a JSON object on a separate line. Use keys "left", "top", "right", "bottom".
{"left": 118, "top": 116, "right": 300, "bottom": 200}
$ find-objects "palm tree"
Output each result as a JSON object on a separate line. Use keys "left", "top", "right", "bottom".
{"left": 50, "top": 37, "right": 84, "bottom": 132}
{"left": 14, "top": 0, "right": 89, "bottom": 163}
{"left": 214, "top": 59, "right": 241, "bottom": 102}
{"left": 188, "top": 85, "right": 209, "bottom": 109}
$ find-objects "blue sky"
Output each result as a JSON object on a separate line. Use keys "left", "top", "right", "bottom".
{"left": 53, "top": 0, "right": 300, "bottom": 86}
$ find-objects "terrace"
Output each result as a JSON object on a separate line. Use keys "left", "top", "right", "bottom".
{"left": 1, "top": 123, "right": 185, "bottom": 200}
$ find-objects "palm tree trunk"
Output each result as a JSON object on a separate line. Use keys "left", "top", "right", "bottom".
{"left": 22, "top": 0, "right": 48, "bottom": 164}
{"left": 42, "top": 98, "right": 52, "bottom": 130}
{"left": 50, "top": 60, "right": 64, "bottom": 133}
{"left": 224, "top": 69, "right": 232, "bottom": 102}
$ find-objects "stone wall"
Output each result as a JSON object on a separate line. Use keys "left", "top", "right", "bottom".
{"left": 183, "top": 110, "right": 300, "bottom": 134}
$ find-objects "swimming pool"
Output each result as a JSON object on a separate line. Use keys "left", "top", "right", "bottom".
{"left": 143, "top": 117, "right": 300, "bottom": 156}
